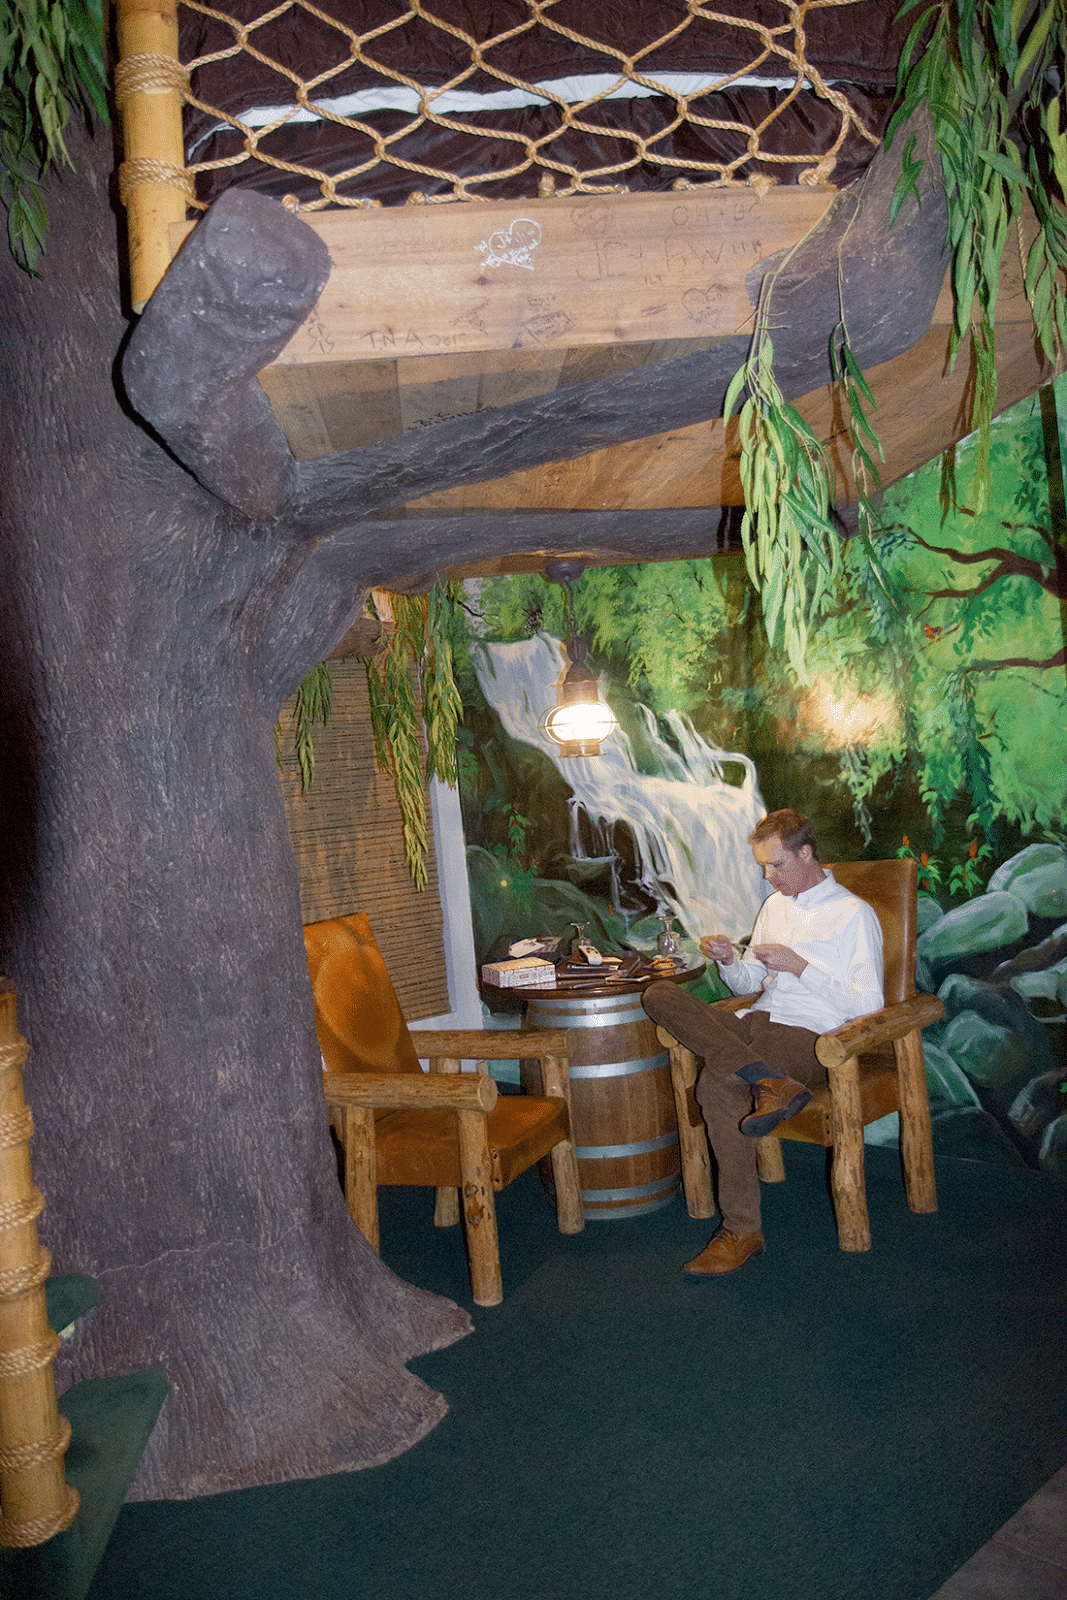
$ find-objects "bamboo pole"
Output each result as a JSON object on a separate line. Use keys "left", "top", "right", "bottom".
{"left": 115, "top": 0, "right": 192, "bottom": 312}
{"left": 0, "top": 979, "right": 78, "bottom": 1549}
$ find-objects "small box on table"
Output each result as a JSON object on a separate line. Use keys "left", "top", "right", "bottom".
{"left": 482, "top": 957, "right": 557, "bottom": 989}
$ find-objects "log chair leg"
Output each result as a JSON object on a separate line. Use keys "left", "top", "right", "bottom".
{"left": 547, "top": 1138, "right": 584, "bottom": 1234}
{"left": 826, "top": 1056, "right": 871, "bottom": 1252}
{"left": 756, "top": 1135, "right": 786, "bottom": 1182}
{"left": 428, "top": 1057, "right": 461, "bottom": 1228}
{"left": 339, "top": 1102, "right": 379, "bottom": 1252}
{"left": 667, "top": 1046, "right": 715, "bottom": 1219}
{"left": 457, "top": 1108, "right": 503, "bottom": 1307}
{"left": 895, "top": 1029, "right": 938, "bottom": 1214}
{"left": 539, "top": 1052, "right": 584, "bottom": 1234}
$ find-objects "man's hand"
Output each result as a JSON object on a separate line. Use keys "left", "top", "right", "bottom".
{"left": 700, "top": 934, "right": 737, "bottom": 965}
{"left": 751, "top": 942, "right": 808, "bottom": 976}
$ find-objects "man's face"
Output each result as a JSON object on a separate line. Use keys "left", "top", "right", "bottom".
{"left": 752, "top": 835, "right": 822, "bottom": 899}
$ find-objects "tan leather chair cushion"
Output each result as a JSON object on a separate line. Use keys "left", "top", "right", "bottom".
{"left": 304, "top": 913, "right": 423, "bottom": 1078}
{"left": 374, "top": 1095, "right": 570, "bottom": 1189}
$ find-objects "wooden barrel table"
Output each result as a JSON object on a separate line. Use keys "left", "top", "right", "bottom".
{"left": 517, "top": 964, "right": 704, "bottom": 1220}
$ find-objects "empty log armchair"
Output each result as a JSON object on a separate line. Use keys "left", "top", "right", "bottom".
{"left": 661, "top": 857, "right": 943, "bottom": 1251}
{"left": 303, "top": 913, "right": 583, "bottom": 1304}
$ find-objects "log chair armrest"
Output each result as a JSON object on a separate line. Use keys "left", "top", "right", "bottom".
{"left": 712, "top": 994, "right": 752, "bottom": 1013}
{"left": 324, "top": 1071, "right": 499, "bottom": 1114}
{"left": 412, "top": 1028, "right": 568, "bottom": 1061}
{"left": 815, "top": 993, "right": 945, "bottom": 1068}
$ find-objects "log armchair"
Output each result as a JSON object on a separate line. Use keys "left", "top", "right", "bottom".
{"left": 303, "top": 914, "right": 583, "bottom": 1305}
{"left": 659, "top": 857, "right": 943, "bottom": 1251}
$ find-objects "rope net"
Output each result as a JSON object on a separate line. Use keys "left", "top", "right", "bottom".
{"left": 171, "top": 1, "right": 906, "bottom": 212}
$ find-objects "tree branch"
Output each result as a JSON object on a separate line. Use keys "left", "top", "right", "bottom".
{"left": 122, "top": 191, "right": 331, "bottom": 520}
{"left": 964, "top": 648, "right": 1066, "bottom": 673}
{"left": 119, "top": 106, "right": 947, "bottom": 572}
{"left": 907, "top": 527, "right": 1063, "bottom": 599}
{"left": 276, "top": 508, "right": 738, "bottom": 596}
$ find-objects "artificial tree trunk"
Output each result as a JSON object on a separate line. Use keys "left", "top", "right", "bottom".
{"left": 0, "top": 109, "right": 945, "bottom": 1499}
{"left": 0, "top": 134, "right": 472, "bottom": 1501}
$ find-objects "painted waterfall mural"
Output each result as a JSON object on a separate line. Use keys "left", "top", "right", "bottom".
{"left": 451, "top": 377, "right": 1067, "bottom": 1172}
{"left": 473, "top": 634, "right": 769, "bottom": 944}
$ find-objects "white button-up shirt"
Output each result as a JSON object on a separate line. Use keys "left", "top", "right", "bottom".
{"left": 719, "top": 869, "right": 884, "bottom": 1033}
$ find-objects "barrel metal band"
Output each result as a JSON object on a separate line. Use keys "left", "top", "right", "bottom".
{"left": 576, "top": 1130, "right": 680, "bottom": 1160}
{"left": 525, "top": 999, "right": 646, "bottom": 1028}
{"left": 581, "top": 1171, "right": 680, "bottom": 1203}
{"left": 568, "top": 1052, "right": 669, "bottom": 1079}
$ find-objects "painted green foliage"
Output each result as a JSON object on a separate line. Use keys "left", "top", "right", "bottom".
{"left": 456, "top": 381, "right": 1066, "bottom": 902}
{"left": 836, "top": 380, "right": 1067, "bottom": 845}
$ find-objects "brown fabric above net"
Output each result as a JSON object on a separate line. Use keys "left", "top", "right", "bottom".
{"left": 174, "top": 0, "right": 911, "bottom": 211}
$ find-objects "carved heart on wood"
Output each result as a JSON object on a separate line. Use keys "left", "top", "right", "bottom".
{"left": 477, "top": 218, "right": 543, "bottom": 270}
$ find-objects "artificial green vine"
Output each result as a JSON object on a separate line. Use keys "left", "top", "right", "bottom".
{"left": 888, "top": 0, "right": 1067, "bottom": 502}
{"left": 728, "top": 0, "right": 1066, "bottom": 681}
{"left": 365, "top": 582, "right": 462, "bottom": 890}
{"left": 0, "top": 0, "right": 108, "bottom": 270}
{"left": 724, "top": 316, "right": 842, "bottom": 679}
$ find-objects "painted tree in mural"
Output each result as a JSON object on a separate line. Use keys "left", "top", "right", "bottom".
{"left": 859, "top": 393, "right": 1067, "bottom": 844}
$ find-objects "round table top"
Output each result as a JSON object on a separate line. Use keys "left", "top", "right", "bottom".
{"left": 498, "top": 957, "right": 705, "bottom": 1004}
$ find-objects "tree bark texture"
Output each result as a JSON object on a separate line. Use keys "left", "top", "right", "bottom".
{"left": 0, "top": 105, "right": 947, "bottom": 1499}
{"left": 0, "top": 132, "right": 471, "bottom": 1502}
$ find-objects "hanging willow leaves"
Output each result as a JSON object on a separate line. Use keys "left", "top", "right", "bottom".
{"left": 367, "top": 594, "right": 428, "bottom": 889}
{"left": 365, "top": 582, "right": 462, "bottom": 890}
{"left": 725, "top": 303, "right": 843, "bottom": 681}
{"left": 1, "top": 0, "right": 109, "bottom": 270}
{"left": 274, "top": 661, "right": 333, "bottom": 792}
{"left": 887, "top": 0, "right": 1067, "bottom": 504}
{"left": 292, "top": 661, "right": 332, "bottom": 793}
{"left": 422, "top": 580, "right": 462, "bottom": 788}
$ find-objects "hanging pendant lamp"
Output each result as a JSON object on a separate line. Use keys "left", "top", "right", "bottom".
{"left": 538, "top": 562, "right": 618, "bottom": 758}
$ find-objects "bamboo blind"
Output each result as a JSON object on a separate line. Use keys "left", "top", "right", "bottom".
{"left": 278, "top": 656, "right": 450, "bottom": 1020}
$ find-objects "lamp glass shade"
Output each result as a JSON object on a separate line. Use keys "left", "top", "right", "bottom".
{"left": 540, "top": 692, "right": 618, "bottom": 757}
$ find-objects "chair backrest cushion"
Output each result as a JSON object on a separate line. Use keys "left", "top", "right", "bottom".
{"left": 303, "top": 913, "right": 423, "bottom": 1077}
{"left": 823, "top": 857, "right": 917, "bottom": 1007}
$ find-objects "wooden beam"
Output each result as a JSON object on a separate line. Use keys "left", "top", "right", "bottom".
{"left": 232, "top": 187, "right": 834, "bottom": 368}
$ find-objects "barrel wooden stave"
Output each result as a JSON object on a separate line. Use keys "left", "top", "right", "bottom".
{"left": 522, "top": 990, "right": 680, "bottom": 1218}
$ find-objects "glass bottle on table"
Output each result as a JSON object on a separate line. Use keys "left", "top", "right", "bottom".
{"left": 657, "top": 914, "right": 681, "bottom": 961}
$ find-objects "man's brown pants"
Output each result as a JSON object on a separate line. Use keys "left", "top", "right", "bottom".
{"left": 642, "top": 981, "right": 826, "bottom": 1232}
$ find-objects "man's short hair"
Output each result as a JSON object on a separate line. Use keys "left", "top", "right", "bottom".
{"left": 749, "top": 809, "right": 819, "bottom": 858}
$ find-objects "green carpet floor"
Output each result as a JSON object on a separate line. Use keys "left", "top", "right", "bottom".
{"left": 84, "top": 1145, "right": 1066, "bottom": 1600}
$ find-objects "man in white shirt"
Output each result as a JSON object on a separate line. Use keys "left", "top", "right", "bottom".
{"left": 642, "top": 809, "right": 884, "bottom": 1277}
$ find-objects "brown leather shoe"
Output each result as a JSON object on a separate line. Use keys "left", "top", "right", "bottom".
{"left": 739, "top": 1074, "right": 812, "bottom": 1137}
{"left": 683, "top": 1227, "right": 765, "bottom": 1276}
